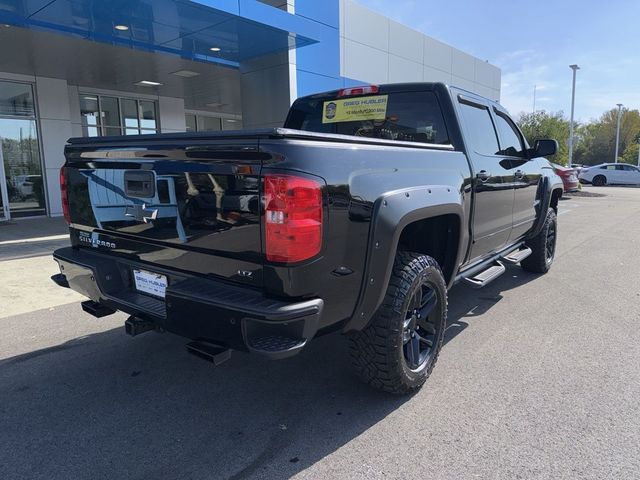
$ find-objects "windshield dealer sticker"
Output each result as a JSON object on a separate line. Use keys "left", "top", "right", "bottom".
{"left": 322, "top": 95, "right": 389, "bottom": 124}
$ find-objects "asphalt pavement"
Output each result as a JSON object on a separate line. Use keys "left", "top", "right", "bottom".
{"left": 1, "top": 186, "right": 639, "bottom": 479}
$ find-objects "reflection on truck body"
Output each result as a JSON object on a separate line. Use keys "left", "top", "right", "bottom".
{"left": 85, "top": 169, "right": 188, "bottom": 242}
{"left": 83, "top": 169, "right": 259, "bottom": 245}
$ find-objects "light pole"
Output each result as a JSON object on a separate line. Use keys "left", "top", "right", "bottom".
{"left": 568, "top": 65, "right": 580, "bottom": 167}
{"left": 614, "top": 103, "right": 623, "bottom": 163}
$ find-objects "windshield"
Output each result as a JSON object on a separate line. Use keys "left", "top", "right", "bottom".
{"left": 286, "top": 91, "right": 450, "bottom": 145}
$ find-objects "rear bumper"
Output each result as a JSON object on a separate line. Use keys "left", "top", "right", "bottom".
{"left": 52, "top": 247, "right": 323, "bottom": 359}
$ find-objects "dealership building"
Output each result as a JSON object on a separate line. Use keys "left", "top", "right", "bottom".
{"left": 0, "top": 0, "right": 501, "bottom": 222}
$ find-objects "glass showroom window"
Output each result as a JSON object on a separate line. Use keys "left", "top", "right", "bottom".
{"left": 80, "top": 94, "right": 158, "bottom": 136}
{"left": 0, "top": 80, "right": 46, "bottom": 218}
{"left": 185, "top": 113, "right": 242, "bottom": 132}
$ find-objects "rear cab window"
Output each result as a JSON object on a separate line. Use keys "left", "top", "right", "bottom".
{"left": 286, "top": 90, "right": 450, "bottom": 145}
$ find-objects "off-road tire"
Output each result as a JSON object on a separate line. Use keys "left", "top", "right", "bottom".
{"left": 592, "top": 175, "right": 606, "bottom": 186}
{"left": 521, "top": 208, "right": 557, "bottom": 274}
{"left": 349, "top": 252, "right": 447, "bottom": 395}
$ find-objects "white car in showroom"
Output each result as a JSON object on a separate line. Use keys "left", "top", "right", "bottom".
{"left": 579, "top": 163, "right": 640, "bottom": 186}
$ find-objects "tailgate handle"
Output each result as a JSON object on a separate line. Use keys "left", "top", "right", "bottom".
{"left": 124, "top": 171, "right": 155, "bottom": 198}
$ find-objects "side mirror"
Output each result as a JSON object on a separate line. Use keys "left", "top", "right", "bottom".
{"left": 530, "top": 139, "right": 558, "bottom": 158}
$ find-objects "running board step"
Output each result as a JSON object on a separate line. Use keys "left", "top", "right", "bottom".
{"left": 502, "top": 246, "right": 532, "bottom": 264}
{"left": 463, "top": 261, "right": 506, "bottom": 288}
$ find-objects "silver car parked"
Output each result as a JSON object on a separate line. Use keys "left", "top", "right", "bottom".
{"left": 579, "top": 163, "right": 640, "bottom": 186}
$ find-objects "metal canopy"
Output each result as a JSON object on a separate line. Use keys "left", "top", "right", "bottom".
{"left": 0, "top": 0, "right": 319, "bottom": 66}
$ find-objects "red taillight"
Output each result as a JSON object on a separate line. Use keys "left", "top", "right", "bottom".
{"left": 59, "top": 166, "right": 71, "bottom": 224}
{"left": 337, "top": 85, "right": 379, "bottom": 97}
{"left": 264, "top": 174, "right": 323, "bottom": 263}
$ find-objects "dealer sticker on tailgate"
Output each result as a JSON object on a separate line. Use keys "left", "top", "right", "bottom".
{"left": 133, "top": 269, "right": 168, "bottom": 298}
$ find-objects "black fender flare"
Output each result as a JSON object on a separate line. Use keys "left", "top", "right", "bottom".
{"left": 344, "top": 185, "right": 466, "bottom": 332}
{"left": 527, "top": 174, "right": 564, "bottom": 240}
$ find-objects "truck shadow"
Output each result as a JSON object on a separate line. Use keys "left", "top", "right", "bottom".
{"left": 0, "top": 265, "right": 541, "bottom": 480}
{"left": 445, "top": 264, "right": 542, "bottom": 345}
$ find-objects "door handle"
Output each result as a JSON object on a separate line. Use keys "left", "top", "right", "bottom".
{"left": 476, "top": 170, "right": 491, "bottom": 182}
{"left": 514, "top": 170, "right": 525, "bottom": 179}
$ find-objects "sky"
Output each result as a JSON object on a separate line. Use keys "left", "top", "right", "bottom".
{"left": 357, "top": 0, "right": 640, "bottom": 122}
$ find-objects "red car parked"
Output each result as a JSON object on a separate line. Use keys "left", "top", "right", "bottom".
{"left": 552, "top": 163, "right": 579, "bottom": 193}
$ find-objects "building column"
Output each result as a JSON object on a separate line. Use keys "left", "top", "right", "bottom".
{"left": 158, "top": 96, "right": 186, "bottom": 133}
{"left": 239, "top": 1, "right": 297, "bottom": 129}
{"left": 35, "top": 76, "right": 73, "bottom": 217}
{"left": 239, "top": 50, "right": 297, "bottom": 129}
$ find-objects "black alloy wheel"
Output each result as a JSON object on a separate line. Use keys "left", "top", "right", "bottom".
{"left": 402, "top": 283, "right": 441, "bottom": 371}
{"left": 545, "top": 217, "right": 557, "bottom": 265}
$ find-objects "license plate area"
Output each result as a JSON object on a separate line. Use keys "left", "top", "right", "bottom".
{"left": 133, "top": 269, "right": 168, "bottom": 299}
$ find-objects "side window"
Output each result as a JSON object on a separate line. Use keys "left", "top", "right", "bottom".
{"left": 606, "top": 165, "right": 616, "bottom": 170}
{"left": 494, "top": 111, "right": 525, "bottom": 157}
{"left": 621, "top": 165, "right": 636, "bottom": 171}
{"left": 458, "top": 101, "right": 500, "bottom": 156}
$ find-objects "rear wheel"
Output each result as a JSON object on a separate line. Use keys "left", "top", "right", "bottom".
{"left": 349, "top": 252, "right": 447, "bottom": 395}
{"left": 592, "top": 175, "right": 606, "bottom": 186}
{"left": 521, "top": 208, "right": 557, "bottom": 274}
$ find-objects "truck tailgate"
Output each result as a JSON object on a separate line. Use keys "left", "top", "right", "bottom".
{"left": 63, "top": 139, "right": 264, "bottom": 287}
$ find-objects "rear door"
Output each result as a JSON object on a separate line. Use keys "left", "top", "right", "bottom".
{"left": 492, "top": 107, "right": 542, "bottom": 242}
{"left": 455, "top": 93, "right": 515, "bottom": 262}
{"left": 604, "top": 165, "right": 620, "bottom": 183}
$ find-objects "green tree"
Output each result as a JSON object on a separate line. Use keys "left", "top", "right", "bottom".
{"left": 609, "top": 108, "right": 640, "bottom": 161}
{"left": 621, "top": 143, "right": 639, "bottom": 166}
{"left": 573, "top": 108, "right": 640, "bottom": 165}
{"left": 573, "top": 122, "right": 609, "bottom": 166}
{"left": 517, "top": 111, "right": 570, "bottom": 165}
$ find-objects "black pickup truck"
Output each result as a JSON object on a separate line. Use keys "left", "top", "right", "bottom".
{"left": 52, "top": 83, "right": 563, "bottom": 394}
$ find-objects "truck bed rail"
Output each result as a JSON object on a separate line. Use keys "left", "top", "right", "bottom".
{"left": 66, "top": 128, "right": 455, "bottom": 151}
